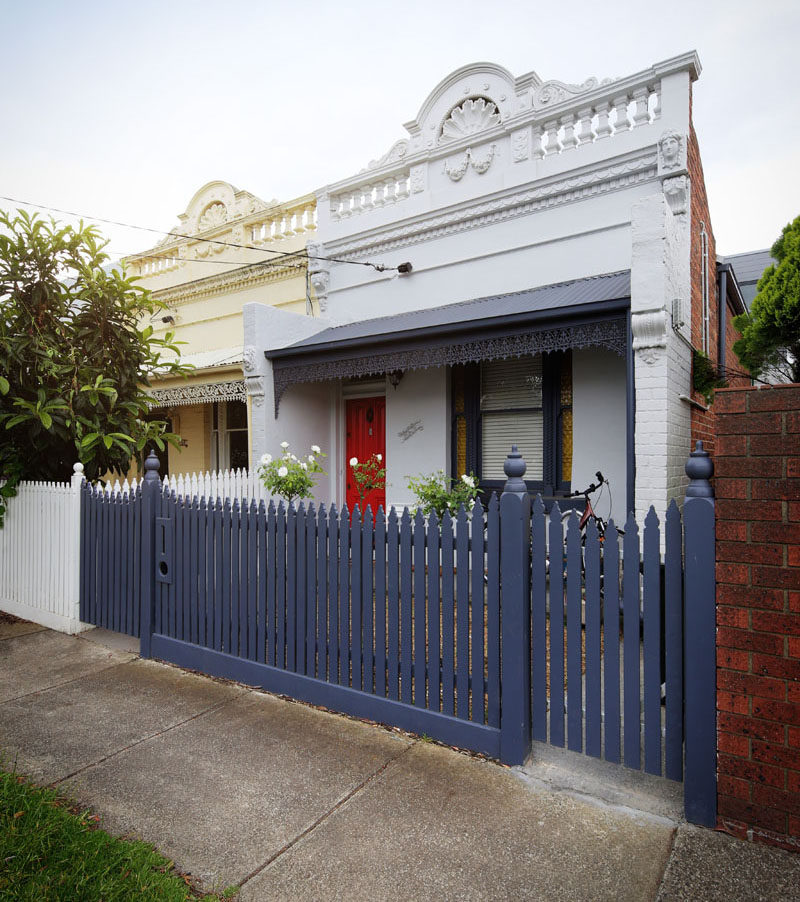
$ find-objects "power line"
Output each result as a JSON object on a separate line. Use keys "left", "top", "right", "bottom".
{"left": 0, "top": 194, "right": 399, "bottom": 272}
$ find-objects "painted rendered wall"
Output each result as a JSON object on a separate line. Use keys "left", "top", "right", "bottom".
{"left": 571, "top": 349, "right": 627, "bottom": 524}
{"left": 167, "top": 404, "right": 210, "bottom": 474}
{"left": 384, "top": 368, "right": 450, "bottom": 511}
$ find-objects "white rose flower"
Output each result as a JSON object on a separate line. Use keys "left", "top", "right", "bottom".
{"left": 461, "top": 474, "right": 471, "bottom": 485}
{"left": 376, "top": 453, "right": 382, "bottom": 462}
{"left": 290, "top": 454, "right": 297, "bottom": 461}
{"left": 300, "top": 462, "right": 308, "bottom": 470}
{"left": 280, "top": 441, "right": 289, "bottom": 449}
{"left": 311, "top": 445, "right": 321, "bottom": 454}
{"left": 277, "top": 466, "right": 288, "bottom": 478}
{"left": 350, "top": 457, "right": 358, "bottom": 466}
{"left": 260, "top": 453, "right": 272, "bottom": 465}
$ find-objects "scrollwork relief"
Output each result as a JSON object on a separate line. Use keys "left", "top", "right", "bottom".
{"left": 663, "top": 175, "right": 688, "bottom": 216}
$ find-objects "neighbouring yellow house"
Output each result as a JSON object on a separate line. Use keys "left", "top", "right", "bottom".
{"left": 123, "top": 181, "right": 317, "bottom": 475}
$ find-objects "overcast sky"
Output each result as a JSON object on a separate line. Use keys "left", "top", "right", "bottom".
{"left": 2, "top": 0, "right": 798, "bottom": 261}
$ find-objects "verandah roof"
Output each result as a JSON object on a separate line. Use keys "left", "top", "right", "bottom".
{"left": 266, "top": 270, "right": 631, "bottom": 413}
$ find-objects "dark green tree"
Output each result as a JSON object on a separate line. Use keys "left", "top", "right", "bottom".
{"left": 733, "top": 215, "right": 800, "bottom": 382}
{"left": 0, "top": 210, "right": 190, "bottom": 521}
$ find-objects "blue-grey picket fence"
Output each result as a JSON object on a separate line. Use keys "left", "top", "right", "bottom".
{"left": 79, "top": 442, "right": 717, "bottom": 827}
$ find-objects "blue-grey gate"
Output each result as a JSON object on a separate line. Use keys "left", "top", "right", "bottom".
{"left": 140, "top": 452, "right": 504, "bottom": 758}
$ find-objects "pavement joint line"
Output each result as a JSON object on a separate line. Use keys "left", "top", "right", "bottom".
{"left": 49, "top": 693, "right": 242, "bottom": 789}
{"left": 0, "top": 658, "right": 136, "bottom": 706}
{"left": 654, "top": 824, "right": 680, "bottom": 901}
{"left": 237, "top": 741, "right": 417, "bottom": 890}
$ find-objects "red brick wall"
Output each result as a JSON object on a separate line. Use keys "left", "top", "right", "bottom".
{"left": 688, "top": 121, "right": 719, "bottom": 453}
{"left": 715, "top": 384, "right": 800, "bottom": 852}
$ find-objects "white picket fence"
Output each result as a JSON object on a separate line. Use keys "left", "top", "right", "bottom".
{"left": 103, "top": 467, "right": 269, "bottom": 503}
{"left": 0, "top": 465, "right": 85, "bottom": 633}
{"left": 0, "top": 465, "right": 268, "bottom": 635}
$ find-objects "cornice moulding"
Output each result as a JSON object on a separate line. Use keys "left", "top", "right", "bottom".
{"left": 325, "top": 151, "right": 658, "bottom": 260}
{"left": 150, "top": 260, "right": 306, "bottom": 307}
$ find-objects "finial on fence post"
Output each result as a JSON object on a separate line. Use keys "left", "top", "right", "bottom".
{"left": 143, "top": 450, "right": 161, "bottom": 485}
{"left": 71, "top": 462, "right": 85, "bottom": 491}
{"left": 502, "top": 445, "right": 527, "bottom": 498}
{"left": 685, "top": 440, "right": 714, "bottom": 499}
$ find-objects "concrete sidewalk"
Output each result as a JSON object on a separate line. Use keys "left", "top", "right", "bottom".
{"left": 1, "top": 620, "right": 797, "bottom": 901}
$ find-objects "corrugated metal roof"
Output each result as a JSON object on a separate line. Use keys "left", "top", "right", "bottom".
{"left": 161, "top": 346, "right": 243, "bottom": 371}
{"left": 285, "top": 270, "right": 631, "bottom": 350}
{"left": 721, "top": 250, "right": 774, "bottom": 307}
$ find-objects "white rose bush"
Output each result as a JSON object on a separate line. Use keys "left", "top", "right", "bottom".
{"left": 406, "top": 470, "right": 480, "bottom": 518}
{"left": 258, "top": 442, "right": 326, "bottom": 504}
{"left": 349, "top": 452, "right": 386, "bottom": 510}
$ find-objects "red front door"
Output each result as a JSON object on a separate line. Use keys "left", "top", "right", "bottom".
{"left": 346, "top": 396, "right": 386, "bottom": 512}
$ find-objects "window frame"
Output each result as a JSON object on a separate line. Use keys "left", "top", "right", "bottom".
{"left": 451, "top": 352, "right": 571, "bottom": 500}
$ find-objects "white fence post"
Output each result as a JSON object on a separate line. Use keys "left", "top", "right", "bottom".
{"left": 70, "top": 462, "right": 87, "bottom": 632}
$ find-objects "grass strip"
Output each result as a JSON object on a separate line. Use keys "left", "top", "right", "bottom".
{"left": 0, "top": 768, "right": 237, "bottom": 901}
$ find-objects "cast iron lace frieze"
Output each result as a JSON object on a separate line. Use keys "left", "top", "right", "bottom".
{"left": 148, "top": 379, "right": 247, "bottom": 408}
{"left": 272, "top": 317, "right": 626, "bottom": 414}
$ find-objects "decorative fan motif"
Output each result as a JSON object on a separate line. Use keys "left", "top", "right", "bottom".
{"left": 198, "top": 202, "right": 227, "bottom": 231}
{"left": 440, "top": 97, "right": 500, "bottom": 143}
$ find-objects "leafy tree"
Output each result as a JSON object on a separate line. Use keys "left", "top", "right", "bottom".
{"left": 734, "top": 215, "right": 800, "bottom": 382}
{"left": 0, "top": 210, "right": 190, "bottom": 517}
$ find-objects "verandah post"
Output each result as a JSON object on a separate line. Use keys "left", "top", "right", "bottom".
{"left": 683, "top": 440, "right": 717, "bottom": 827}
{"left": 500, "top": 445, "right": 532, "bottom": 765}
{"left": 139, "top": 450, "right": 161, "bottom": 659}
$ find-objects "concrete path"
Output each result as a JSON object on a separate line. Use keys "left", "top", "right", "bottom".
{"left": 1, "top": 621, "right": 798, "bottom": 901}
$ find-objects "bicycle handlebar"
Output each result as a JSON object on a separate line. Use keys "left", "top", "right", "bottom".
{"left": 570, "top": 471, "right": 606, "bottom": 498}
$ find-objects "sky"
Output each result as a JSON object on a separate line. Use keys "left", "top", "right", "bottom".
{"left": 2, "top": 0, "right": 798, "bottom": 261}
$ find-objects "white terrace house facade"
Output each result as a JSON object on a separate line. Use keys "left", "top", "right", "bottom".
{"left": 244, "top": 52, "right": 722, "bottom": 524}
{"left": 124, "top": 181, "right": 317, "bottom": 476}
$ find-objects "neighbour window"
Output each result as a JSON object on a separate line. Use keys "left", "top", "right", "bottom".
{"left": 211, "top": 400, "right": 249, "bottom": 470}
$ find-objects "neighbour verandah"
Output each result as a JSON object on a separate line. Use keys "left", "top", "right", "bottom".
{"left": 78, "top": 444, "right": 717, "bottom": 827}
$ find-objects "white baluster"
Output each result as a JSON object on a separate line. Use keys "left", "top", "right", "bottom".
{"left": 293, "top": 208, "right": 305, "bottom": 233}
{"left": 373, "top": 181, "right": 386, "bottom": 207}
{"left": 395, "top": 174, "right": 409, "bottom": 200}
{"left": 560, "top": 114, "right": 578, "bottom": 150}
{"left": 339, "top": 195, "right": 352, "bottom": 218}
{"left": 595, "top": 102, "right": 612, "bottom": 139}
{"left": 361, "top": 184, "right": 374, "bottom": 212}
{"left": 305, "top": 204, "right": 317, "bottom": 230}
{"left": 384, "top": 177, "right": 397, "bottom": 205}
{"left": 543, "top": 120, "right": 560, "bottom": 155}
{"left": 632, "top": 88, "right": 650, "bottom": 127}
{"left": 531, "top": 125, "right": 544, "bottom": 160}
{"left": 330, "top": 196, "right": 340, "bottom": 221}
{"left": 651, "top": 84, "right": 661, "bottom": 120}
{"left": 612, "top": 94, "right": 630, "bottom": 134}
{"left": 282, "top": 213, "right": 295, "bottom": 237}
{"left": 576, "top": 107, "right": 594, "bottom": 145}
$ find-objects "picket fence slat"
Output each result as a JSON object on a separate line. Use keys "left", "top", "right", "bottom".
{"left": 351, "top": 506, "right": 362, "bottom": 692}
{"left": 584, "top": 520, "right": 602, "bottom": 759}
{"left": 413, "top": 509, "right": 426, "bottom": 708}
{"left": 441, "top": 511, "right": 455, "bottom": 718}
{"left": 549, "top": 504, "right": 565, "bottom": 748}
{"left": 665, "top": 502, "right": 684, "bottom": 781}
{"left": 400, "top": 509, "right": 412, "bottom": 705}
{"left": 471, "top": 499, "right": 485, "bottom": 724}
{"left": 603, "top": 520, "right": 621, "bottom": 764}
{"left": 387, "top": 508, "right": 400, "bottom": 701}
{"left": 623, "top": 514, "right": 641, "bottom": 769}
{"left": 456, "top": 506, "right": 469, "bottom": 721}
{"left": 362, "top": 507, "right": 374, "bottom": 695}
{"left": 566, "top": 512, "right": 582, "bottom": 752}
{"left": 643, "top": 507, "right": 662, "bottom": 776}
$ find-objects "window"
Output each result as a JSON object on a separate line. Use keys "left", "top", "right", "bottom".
{"left": 211, "top": 400, "right": 249, "bottom": 471}
{"left": 451, "top": 352, "right": 572, "bottom": 496}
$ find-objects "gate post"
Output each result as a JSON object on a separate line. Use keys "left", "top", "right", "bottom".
{"left": 139, "top": 451, "right": 160, "bottom": 659}
{"left": 683, "top": 440, "right": 717, "bottom": 826}
{"left": 500, "top": 446, "right": 532, "bottom": 765}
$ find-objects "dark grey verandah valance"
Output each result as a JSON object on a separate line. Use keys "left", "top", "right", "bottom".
{"left": 267, "top": 270, "right": 631, "bottom": 415}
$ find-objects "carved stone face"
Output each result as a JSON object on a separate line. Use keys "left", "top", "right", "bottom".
{"left": 660, "top": 134, "right": 680, "bottom": 168}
